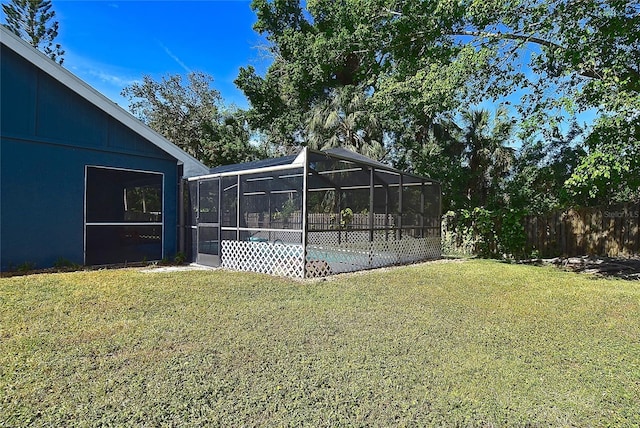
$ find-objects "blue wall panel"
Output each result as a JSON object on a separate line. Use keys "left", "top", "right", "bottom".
{"left": 2, "top": 139, "right": 86, "bottom": 269}
{"left": 36, "top": 72, "right": 108, "bottom": 148}
{"left": 0, "top": 47, "right": 37, "bottom": 136}
{"left": 0, "top": 44, "right": 181, "bottom": 271}
{"left": 107, "top": 114, "right": 171, "bottom": 158}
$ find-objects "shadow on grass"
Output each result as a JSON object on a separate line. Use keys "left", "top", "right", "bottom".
{"left": 516, "top": 256, "right": 640, "bottom": 281}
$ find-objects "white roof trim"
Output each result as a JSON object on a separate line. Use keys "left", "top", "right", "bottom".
{"left": 188, "top": 161, "right": 305, "bottom": 181}
{"left": 0, "top": 26, "right": 209, "bottom": 177}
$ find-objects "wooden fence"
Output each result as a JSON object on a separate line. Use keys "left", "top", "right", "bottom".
{"left": 307, "top": 213, "right": 395, "bottom": 230}
{"left": 524, "top": 203, "right": 640, "bottom": 257}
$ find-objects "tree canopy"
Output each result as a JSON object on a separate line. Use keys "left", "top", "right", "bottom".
{"left": 2, "top": 0, "right": 64, "bottom": 64}
{"left": 236, "top": 0, "right": 639, "bottom": 207}
{"left": 122, "top": 72, "right": 259, "bottom": 168}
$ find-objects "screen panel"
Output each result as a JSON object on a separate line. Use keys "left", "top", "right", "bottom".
{"left": 86, "top": 167, "right": 162, "bottom": 223}
{"left": 198, "top": 179, "right": 219, "bottom": 224}
{"left": 85, "top": 166, "right": 163, "bottom": 265}
{"left": 85, "top": 225, "right": 162, "bottom": 265}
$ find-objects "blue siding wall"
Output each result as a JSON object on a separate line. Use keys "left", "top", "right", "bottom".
{"left": 1, "top": 45, "right": 180, "bottom": 271}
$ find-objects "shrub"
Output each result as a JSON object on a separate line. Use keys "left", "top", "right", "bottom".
{"left": 174, "top": 252, "right": 187, "bottom": 265}
{"left": 442, "top": 208, "right": 529, "bottom": 260}
{"left": 53, "top": 257, "right": 79, "bottom": 270}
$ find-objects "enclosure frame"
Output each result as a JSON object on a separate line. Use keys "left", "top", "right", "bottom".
{"left": 186, "top": 148, "right": 441, "bottom": 278}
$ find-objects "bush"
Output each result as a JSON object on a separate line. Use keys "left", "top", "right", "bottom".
{"left": 442, "top": 208, "right": 529, "bottom": 260}
{"left": 174, "top": 252, "right": 187, "bottom": 265}
{"left": 53, "top": 257, "right": 79, "bottom": 270}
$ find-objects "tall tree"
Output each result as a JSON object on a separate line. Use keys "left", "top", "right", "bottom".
{"left": 305, "top": 85, "right": 384, "bottom": 160}
{"left": 236, "top": 0, "right": 475, "bottom": 169}
{"left": 460, "top": 108, "right": 515, "bottom": 209}
{"left": 122, "top": 72, "right": 258, "bottom": 167}
{"left": 565, "top": 117, "right": 640, "bottom": 204}
{"left": 507, "top": 122, "right": 586, "bottom": 214}
{"left": 237, "top": 0, "right": 640, "bottom": 206}
{"left": 394, "top": 108, "right": 515, "bottom": 211}
{"left": 2, "top": 0, "right": 64, "bottom": 64}
{"left": 384, "top": 0, "right": 639, "bottom": 115}
{"left": 236, "top": 0, "right": 402, "bottom": 152}
{"left": 391, "top": 115, "right": 468, "bottom": 212}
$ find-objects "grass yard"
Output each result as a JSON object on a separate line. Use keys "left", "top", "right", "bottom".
{"left": 1, "top": 260, "right": 639, "bottom": 427}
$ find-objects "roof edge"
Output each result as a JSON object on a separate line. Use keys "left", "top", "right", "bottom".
{"left": 0, "top": 26, "right": 209, "bottom": 177}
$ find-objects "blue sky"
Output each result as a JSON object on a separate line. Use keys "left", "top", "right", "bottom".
{"left": 51, "top": 0, "right": 269, "bottom": 109}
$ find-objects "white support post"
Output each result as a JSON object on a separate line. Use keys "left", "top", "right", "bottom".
{"left": 302, "top": 147, "right": 309, "bottom": 279}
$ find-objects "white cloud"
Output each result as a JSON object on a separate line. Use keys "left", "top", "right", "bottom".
{"left": 62, "top": 49, "right": 140, "bottom": 107}
{"left": 87, "top": 69, "right": 139, "bottom": 88}
{"left": 158, "top": 42, "right": 192, "bottom": 73}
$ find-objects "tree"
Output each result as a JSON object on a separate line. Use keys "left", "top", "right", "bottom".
{"left": 236, "top": 0, "right": 397, "bottom": 152}
{"left": 565, "top": 117, "right": 640, "bottom": 204}
{"left": 240, "top": 0, "right": 638, "bottom": 210}
{"left": 460, "top": 108, "right": 515, "bottom": 209}
{"left": 507, "top": 121, "right": 586, "bottom": 214}
{"left": 305, "top": 84, "right": 384, "bottom": 160}
{"left": 236, "top": 64, "right": 308, "bottom": 151}
{"left": 122, "top": 72, "right": 258, "bottom": 167}
{"left": 390, "top": 115, "right": 467, "bottom": 212}
{"left": 2, "top": 0, "right": 64, "bottom": 64}
{"left": 236, "top": 0, "right": 477, "bottom": 171}
{"left": 384, "top": 0, "right": 639, "bottom": 114}
{"left": 393, "top": 108, "right": 515, "bottom": 212}
{"left": 384, "top": 0, "right": 639, "bottom": 204}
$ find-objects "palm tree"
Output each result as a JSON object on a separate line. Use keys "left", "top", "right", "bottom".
{"left": 460, "top": 107, "right": 515, "bottom": 208}
{"left": 305, "top": 85, "right": 384, "bottom": 159}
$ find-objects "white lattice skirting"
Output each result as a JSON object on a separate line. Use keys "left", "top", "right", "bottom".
{"left": 221, "top": 240, "right": 305, "bottom": 278}
{"left": 306, "top": 236, "right": 441, "bottom": 277}
{"left": 221, "top": 237, "right": 441, "bottom": 278}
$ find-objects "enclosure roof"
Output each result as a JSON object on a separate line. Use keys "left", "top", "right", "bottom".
{"left": 200, "top": 147, "right": 438, "bottom": 183}
{"left": 0, "top": 26, "right": 209, "bottom": 178}
{"left": 320, "top": 148, "right": 390, "bottom": 170}
{"left": 208, "top": 154, "right": 299, "bottom": 174}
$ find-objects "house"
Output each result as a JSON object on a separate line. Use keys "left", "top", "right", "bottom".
{"left": 0, "top": 26, "right": 208, "bottom": 272}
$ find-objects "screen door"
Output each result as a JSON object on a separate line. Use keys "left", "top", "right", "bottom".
{"left": 197, "top": 178, "right": 220, "bottom": 266}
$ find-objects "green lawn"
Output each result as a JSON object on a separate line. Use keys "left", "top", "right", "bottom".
{"left": 1, "top": 260, "right": 639, "bottom": 427}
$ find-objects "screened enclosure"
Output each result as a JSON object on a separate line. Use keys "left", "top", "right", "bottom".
{"left": 185, "top": 148, "right": 441, "bottom": 278}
